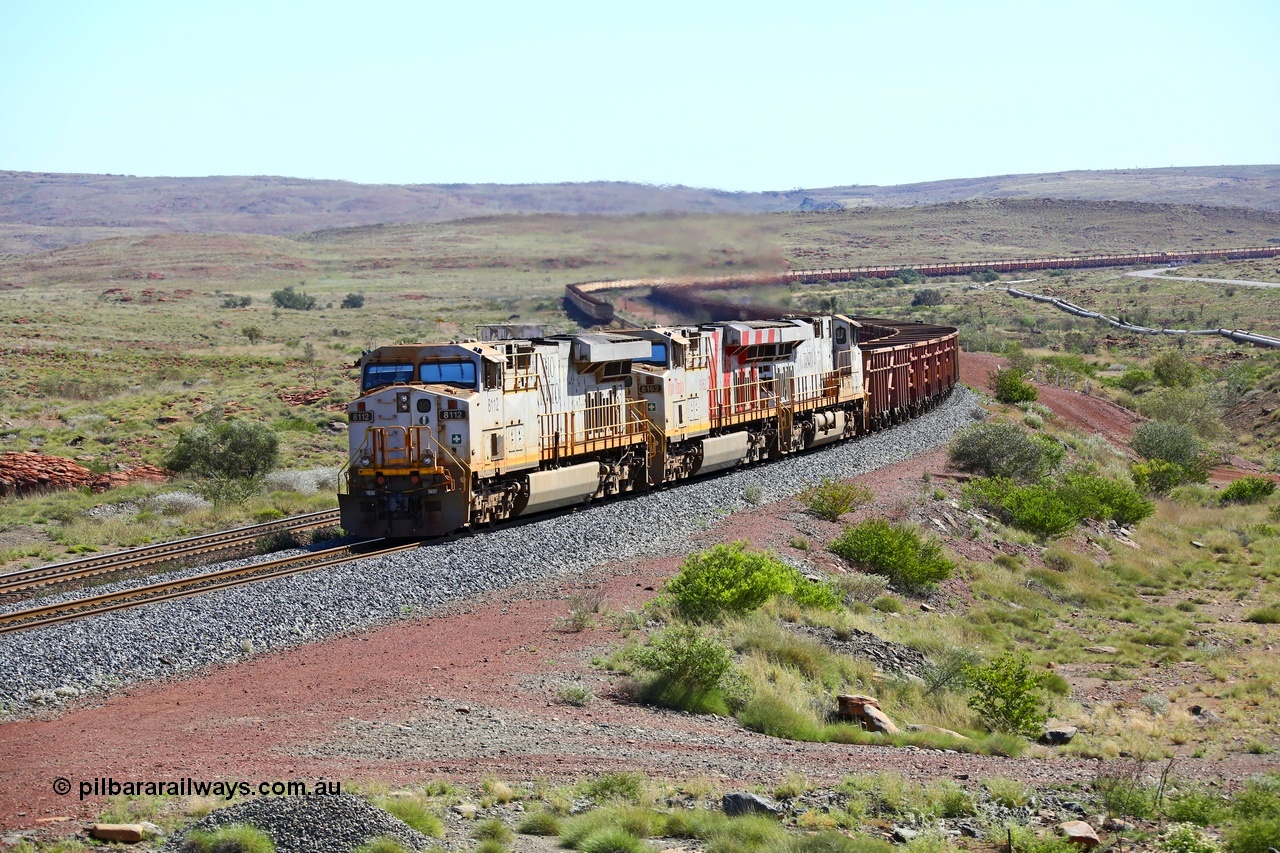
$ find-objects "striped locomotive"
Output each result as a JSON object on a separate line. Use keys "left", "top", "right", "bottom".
{"left": 339, "top": 315, "right": 957, "bottom": 539}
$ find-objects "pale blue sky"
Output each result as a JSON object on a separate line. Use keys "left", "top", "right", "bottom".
{"left": 2, "top": 0, "right": 1276, "bottom": 191}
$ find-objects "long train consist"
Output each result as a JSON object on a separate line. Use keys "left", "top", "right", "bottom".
{"left": 339, "top": 316, "right": 958, "bottom": 538}
{"left": 565, "top": 245, "right": 1280, "bottom": 324}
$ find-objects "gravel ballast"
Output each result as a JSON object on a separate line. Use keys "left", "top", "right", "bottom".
{"left": 0, "top": 388, "right": 982, "bottom": 715}
{"left": 160, "top": 793, "right": 433, "bottom": 852}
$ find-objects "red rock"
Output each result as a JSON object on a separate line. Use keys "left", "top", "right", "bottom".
{"left": 91, "top": 823, "right": 145, "bottom": 843}
{"left": 1058, "top": 821, "right": 1100, "bottom": 848}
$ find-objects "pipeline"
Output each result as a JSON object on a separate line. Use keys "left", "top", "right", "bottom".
{"left": 1002, "top": 287, "right": 1280, "bottom": 349}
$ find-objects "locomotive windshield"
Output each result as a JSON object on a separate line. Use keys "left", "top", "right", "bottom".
{"left": 362, "top": 363, "right": 414, "bottom": 391}
{"left": 420, "top": 360, "right": 477, "bottom": 389}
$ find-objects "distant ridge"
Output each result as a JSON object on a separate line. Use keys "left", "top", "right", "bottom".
{"left": 1, "top": 165, "right": 1277, "bottom": 254}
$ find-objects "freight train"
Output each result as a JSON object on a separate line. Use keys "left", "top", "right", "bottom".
{"left": 339, "top": 316, "right": 958, "bottom": 538}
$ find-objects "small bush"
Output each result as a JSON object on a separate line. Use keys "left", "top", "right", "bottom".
{"left": 472, "top": 818, "right": 514, "bottom": 843}
{"left": 743, "top": 485, "right": 764, "bottom": 505}
{"left": 557, "top": 684, "right": 595, "bottom": 706}
{"left": 378, "top": 797, "right": 444, "bottom": 838}
{"left": 704, "top": 814, "right": 790, "bottom": 853}
{"left": 798, "top": 477, "right": 872, "bottom": 521}
{"left": 221, "top": 295, "right": 252, "bottom": 309}
{"left": 1163, "top": 787, "right": 1226, "bottom": 826}
{"left": 1159, "top": 824, "right": 1222, "bottom": 853}
{"left": 1221, "top": 476, "right": 1276, "bottom": 505}
{"left": 1226, "top": 817, "right": 1280, "bottom": 853}
{"left": 948, "top": 422, "right": 1060, "bottom": 482}
{"left": 351, "top": 839, "right": 411, "bottom": 853}
{"left": 835, "top": 572, "right": 890, "bottom": 604}
{"left": 1244, "top": 605, "right": 1280, "bottom": 624}
{"left": 871, "top": 595, "right": 903, "bottom": 613}
{"left": 790, "top": 831, "right": 894, "bottom": 852}
{"left": 340, "top": 292, "right": 366, "bottom": 309}
{"left": 148, "top": 491, "right": 212, "bottom": 515}
{"left": 633, "top": 625, "right": 733, "bottom": 703}
{"left": 518, "top": 809, "right": 562, "bottom": 836}
{"left": 580, "top": 774, "right": 650, "bottom": 805}
{"left": 984, "top": 777, "right": 1032, "bottom": 808}
{"left": 663, "top": 542, "right": 838, "bottom": 622}
{"left": 1153, "top": 352, "right": 1201, "bottom": 388}
{"left": 829, "top": 519, "right": 954, "bottom": 592}
{"left": 990, "top": 367, "right": 1037, "bottom": 404}
{"left": 580, "top": 828, "right": 648, "bottom": 853}
{"left": 1057, "top": 471, "right": 1154, "bottom": 525}
{"left": 964, "top": 653, "right": 1049, "bottom": 738}
{"left": 181, "top": 824, "right": 276, "bottom": 853}
{"left": 1131, "top": 421, "right": 1212, "bottom": 478}
{"left": 739, "top": 691, "right": 824, "bottom": 741}
{"left": 1132, "top": 459, "right": 1192, "bottom": 496}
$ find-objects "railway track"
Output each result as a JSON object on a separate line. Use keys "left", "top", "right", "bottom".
{"left": 0, "top": 539, "right": 417, "bottom": 636}
{"left": 0, "top": 509, "right": 342, "bottom": 597}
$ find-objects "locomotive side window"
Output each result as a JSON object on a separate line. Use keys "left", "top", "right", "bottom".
{"left": 416, "top": 398, "right": 432, "bottom": 413}
{"left": 635, "top": 342, "right": 668, "bottom": 367}
{"left": 420, "top": 360, "right": 477, "bottom": 389}
{"left": 835, "top": 327, "right": 847, "bottom": 345}
{"left": 362, "top": 363, "right": 414, "bottom": 391}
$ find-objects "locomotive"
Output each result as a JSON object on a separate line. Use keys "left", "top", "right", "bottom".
{"left": 339, "top": 315, "right": 958, "bottom": 539}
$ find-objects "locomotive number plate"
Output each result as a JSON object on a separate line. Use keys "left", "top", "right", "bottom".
{"left": 439, "top": 410, "right": 467, "bottom": 420}
{"left": 638, "top": 383, "right": 662, "bottom": 394}
{"left": 348, "top": 411, "right": 374, "bottom": 422}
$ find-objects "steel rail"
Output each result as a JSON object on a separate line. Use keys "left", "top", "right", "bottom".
{"left": 0, "top": 540, "right": 417, "bottom": 635}
{"left": 0, "top": 509, "right": 343, "bottom": 596}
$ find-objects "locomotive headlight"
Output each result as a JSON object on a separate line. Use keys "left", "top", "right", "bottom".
{"left": 359, "top": 455, "right": 372, "bottom": 467}
{"left": 419, "top": 450, "right": 434, "bottom": 467}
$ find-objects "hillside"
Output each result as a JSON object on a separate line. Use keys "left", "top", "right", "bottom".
{"left": 2, "top": 165, "right": 1277, "bottom": 254}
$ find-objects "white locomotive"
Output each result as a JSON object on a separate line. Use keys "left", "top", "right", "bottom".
{"left": 340, "top": 316, "right": 868, "bottom": 538}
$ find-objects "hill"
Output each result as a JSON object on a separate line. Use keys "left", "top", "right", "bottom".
{"left": 1, "top": 165, "right": 1277, "bottom": 254}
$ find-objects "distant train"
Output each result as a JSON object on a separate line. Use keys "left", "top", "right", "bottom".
{"left": 339, "top": 315, "right": 958, "bottom": 538}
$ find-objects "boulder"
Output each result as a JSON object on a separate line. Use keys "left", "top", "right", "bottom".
{"left": 722, "top": 792, "right": 782, "bottom": 817}
{"left": 90, "top": 824, "right": 145, "bottom": 843}
{"left": 1058, "top": 821, "right": 1100, "bottom": 848}
{"left": 1040, "top": 725, "right": 1078, "bottom": 746}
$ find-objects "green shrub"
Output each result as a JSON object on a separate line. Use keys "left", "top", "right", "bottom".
{"left": 1225, "top": 818, "right": 1280, "bottom": 853}
{"left": 798, "top": 477, "right": 872, "bottom": 521}
{"left": 1114, "top": 367, "right": 1155, "bottom": 393}
{"left": 1132, "top": 459, "right": 1192, "bottom": 496}
{"left": 1158, "top": 823, "right": 1221, "bottom": 853}
{"left": 828, "top": 519, "right": 954, "bottom": 592}
{"left": 1244, "top": 605, "right": 1280, "bottom": 624}
{"left": 739, "top": 692, "right": 824, "bottom": 741}
{"left": 580, "top": 828, "right": 649, "bottom": 853}
{"left": 871, "top": 595, "right": 904, "bottom": 613}
{"left": 181, "top": 824, "right": 276, "bottom": 853}
{"left": 990, "top": 367, "right": 1037, "bottom": 404}
{"left": 743, "top": 485, "right": 764, "bottom": 505}
{"left": 580, "top": 773, "right": 650, "bottom": 805}
{"left": 518, "top": 809, "right": 562, "bottom": 836}
{"left": 1131, "top": 421, "right": 1212, "bottom": 478}
{"left": 964, "top": 653, "right": 1048, "bottom": 738}
{"left": 790, "top": 831, "right": 894, "bottom": 852}
{"left": 1221, "top": 476, "right": 1276, "bottom": 505}
{"left": 704, "top": 814, "right": 790, "bottom": 853}
{"left": 948, "top": 422, "right": 1060, "bottom": 482}
{"left": 472, "top": 818, "right": 514, "bottom": 843}
{"left": 270, "top": 285, "right": 316, "bottom": 311}
{"left": 965, "top": 471, "right": 1151, "bottom": 537}
{"left": 221, "top": 294, "right": 253, "bottom": 309}
{"left": 1153, "top": 352, "right": 1202, "bottom": 388}
{"left": 340, "top": 292, "right": 366, "bottom": 309}
{"left": 1057, "top": 471, "right": 1154, "bottom": 525}
{"left": 378, "top": 797, "right": 444, "bottom": 838}
{"left": 663, "top": 542, "right": 838, "bottom": 622}
{"left": 1163, "top": 786, "right": 1226, "bottom": 826}
{"left": 165, "top": 419, "right": 280, "bottom": 480}
{"left": 351, "top": 839, "right": 411, "bottom": 853}
{"left": 633, "top": 625, "right": 734, "bottom": 713}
